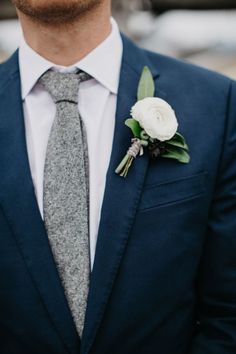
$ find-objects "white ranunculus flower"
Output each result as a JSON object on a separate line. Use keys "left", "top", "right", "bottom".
{"left": 131, "top": 97, "right": 178, "bottom": 141}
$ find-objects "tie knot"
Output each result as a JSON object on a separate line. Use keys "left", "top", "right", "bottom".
{"left": 39, "top": 69, "right": 91, "bottom": 104}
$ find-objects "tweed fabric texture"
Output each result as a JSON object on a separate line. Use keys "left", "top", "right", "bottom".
{"left": 39, "top": 70, "right": 91, "bottom": 337}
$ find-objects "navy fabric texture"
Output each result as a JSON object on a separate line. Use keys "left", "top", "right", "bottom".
{"left": 0, "top": 35, "right": 236, "bottom": 354}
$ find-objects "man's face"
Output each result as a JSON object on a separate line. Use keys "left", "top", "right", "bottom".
{"left": 12, "top": 0, "right": 106, "bottom": 24}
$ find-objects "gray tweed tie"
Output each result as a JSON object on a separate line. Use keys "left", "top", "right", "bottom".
{"left": 39, "top": 69, "right": 91, "bottom": 337}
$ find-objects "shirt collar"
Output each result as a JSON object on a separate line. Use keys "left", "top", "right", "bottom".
{"left": 19, "top": 18, "right": 123, "bottom": 99}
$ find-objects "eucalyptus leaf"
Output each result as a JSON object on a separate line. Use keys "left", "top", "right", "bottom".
{"left": 137, "top": 66, "right": 155, "bottom": 101}
{"left": 125, "top": 119, "right": 142, "bottom": 138}
{"left": 162, "top": 147, "right": 190, "bottom": 164}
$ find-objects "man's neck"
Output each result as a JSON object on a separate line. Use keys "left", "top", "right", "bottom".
{"left": 18, "top": 3, "right": 112, "bottom": 66}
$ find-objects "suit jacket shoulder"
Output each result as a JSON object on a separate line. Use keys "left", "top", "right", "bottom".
{"left": 144, "top": 46, "right": 232, "bottom": 90}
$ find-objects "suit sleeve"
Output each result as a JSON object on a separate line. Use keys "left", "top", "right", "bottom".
{"left": 190, "top": 80, "right": 236, "bottom": 353}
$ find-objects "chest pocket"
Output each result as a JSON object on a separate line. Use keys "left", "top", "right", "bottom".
{"left": 138, "top": 172, "right": 207, "bottom": 211}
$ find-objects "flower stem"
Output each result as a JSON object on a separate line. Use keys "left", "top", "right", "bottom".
{"left": 115, "top": 154, "right": 130, "bottom": 175}
{"left": 121, "top": 156, "right": 134, "bottom": 177}
{"left": 115, "top": 154, "right": 134, "bottom": 177}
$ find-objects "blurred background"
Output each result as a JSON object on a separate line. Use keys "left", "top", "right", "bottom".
{"left": 0, "top": 0, "right": 236, "bottom": 79}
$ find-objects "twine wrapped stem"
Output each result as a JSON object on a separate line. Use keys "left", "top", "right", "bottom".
{"left": 115, "top": 138, "right": 148, "bottom": 177}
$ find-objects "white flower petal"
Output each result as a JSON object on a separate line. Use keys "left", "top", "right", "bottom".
{"left": 131, "top": 97, "right": 178, "bottom": 141}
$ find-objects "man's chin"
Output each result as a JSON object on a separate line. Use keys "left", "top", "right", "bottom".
{"left": 13, "top": 0, "right": 101, "bottom": 25}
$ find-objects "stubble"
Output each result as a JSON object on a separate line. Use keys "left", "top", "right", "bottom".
{"left": 12, "top": 0, "right": 104, "bottom": 25}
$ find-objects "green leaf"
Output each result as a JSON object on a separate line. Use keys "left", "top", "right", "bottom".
{"left": 125, "top": 118, "right": 142, "bottom": 138}
{"left": 137, "top": 66, "right": 155, "bottom": 101}
{"left": 174, "top": 132, "right": 187, "bottom": 142}
{"left": 166, "top": 133, "right": 189, "bottom": 150}
{"left": 161, "top": 146, "right": 190, "bottom": 164}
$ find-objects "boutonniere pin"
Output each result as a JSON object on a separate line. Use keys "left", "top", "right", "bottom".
{"left": 115, "top": 66, "right": 190, "bottom": 177}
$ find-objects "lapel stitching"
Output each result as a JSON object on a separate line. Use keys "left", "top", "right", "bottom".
{"left": 81, "top": 37, "right": 162, "bottom": 354}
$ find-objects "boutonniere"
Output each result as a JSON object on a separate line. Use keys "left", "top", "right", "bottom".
{"left": 115, "top": 66, "right": 190, "bottom": 177}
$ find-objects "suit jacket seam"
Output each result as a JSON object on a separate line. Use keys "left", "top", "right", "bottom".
{"left": 213, "top": 80, "right": 234, "bottom": 189}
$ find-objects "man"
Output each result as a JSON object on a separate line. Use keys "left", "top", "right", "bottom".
{"left": 0, "top": 0, "right": 236, "bottom": 353}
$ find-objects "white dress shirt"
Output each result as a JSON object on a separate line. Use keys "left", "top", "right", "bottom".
{"left": 19, "top": 19, "right": 123, "bottom": 268}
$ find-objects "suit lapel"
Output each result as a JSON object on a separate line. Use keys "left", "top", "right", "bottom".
{"left": 0, "top": 53, "right": 80, "bottom": 354}
{"left": 81, "top": 36, "right": 164, "bottom": 354}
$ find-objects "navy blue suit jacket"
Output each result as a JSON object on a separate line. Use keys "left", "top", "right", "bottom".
{"left": 1, "top": 35, "right": 236, "bottom": 354}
